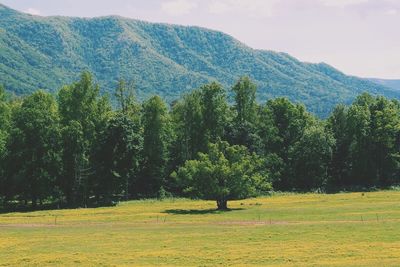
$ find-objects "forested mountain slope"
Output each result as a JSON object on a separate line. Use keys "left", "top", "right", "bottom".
{"left": 0, "top": 3, "right": 398, "bottom": 116}
{"left": 368, "top": 78, "right": 400, "bottom": 91}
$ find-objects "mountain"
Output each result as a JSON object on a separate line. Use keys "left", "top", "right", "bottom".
{"left": 1, "top": 3, "right": 399, "bottom": 117}
{"left": 368, "top": 78, "right": 400, "bottom": 91}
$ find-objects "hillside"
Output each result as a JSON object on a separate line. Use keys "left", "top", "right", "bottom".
{"left": 0, "top": 4, "right": 399, "bottom": 117}
{"left": 368, "top": 78, "right": 400, "bottom": 91}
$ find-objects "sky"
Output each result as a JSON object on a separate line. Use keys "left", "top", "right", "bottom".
{"left": 2, "top": 0, "right": 400, "bottom": 79}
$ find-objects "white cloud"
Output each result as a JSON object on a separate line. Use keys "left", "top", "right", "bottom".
{"left": 320, "top": 0, "right": 369, "bottom": 8}
{"left": 161, "top": 0, "right": 198, "bottom": 16}
{"left": 208, "top": 0, "right": 279, "bottom": 17}
{"left": 25, "top": 7, "right": 41, "bottom": 15}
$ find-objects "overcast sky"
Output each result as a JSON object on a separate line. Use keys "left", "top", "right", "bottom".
{"left": 2, "top": 0, "right": 400, "bottom": 79}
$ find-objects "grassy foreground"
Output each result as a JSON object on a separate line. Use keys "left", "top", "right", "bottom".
{"left": 1, "top": 191, "right": 400, "bottom": 266}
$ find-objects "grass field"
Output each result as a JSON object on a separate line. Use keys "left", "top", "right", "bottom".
{"left": 1, "top": 191, "right": 400, "bottom": 266}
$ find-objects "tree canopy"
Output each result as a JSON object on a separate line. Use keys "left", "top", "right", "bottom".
{"left": 1, "top": 72, "right": 400, "bottom": 211}
{"left": 173, "top": 141, "right": 270, "bottom": 210}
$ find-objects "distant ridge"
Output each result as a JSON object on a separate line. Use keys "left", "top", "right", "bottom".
{"left": 368, "top": 78, "right": 400, "bottom": 91}
{"left": 0, "top": 3, "right": 399, "bottom": 117}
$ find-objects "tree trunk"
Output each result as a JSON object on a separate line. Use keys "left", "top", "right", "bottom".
{"left": 125, "top": 178, "right": 129, "bottom": 201}
{"left": 32, "top": 196, "right": 37, "bottom": 209}
{"left": 216, "top": 199, "right": 228, "bottom": 210}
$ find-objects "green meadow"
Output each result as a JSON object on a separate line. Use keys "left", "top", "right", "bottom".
{"left": 1, "top": 191, "right": 400, "bottom": 266}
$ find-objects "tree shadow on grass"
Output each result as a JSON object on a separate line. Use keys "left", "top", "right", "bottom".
{"left": 163, "top": 208, "right": 244, "bottom": 215}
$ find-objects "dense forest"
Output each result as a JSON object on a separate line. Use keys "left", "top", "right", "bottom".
{"left": 1, "top": 72, "right": 400, "bottom": 210}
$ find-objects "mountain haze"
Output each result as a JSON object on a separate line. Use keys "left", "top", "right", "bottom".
{"left": 0, "top": 3, "right": 398, "bottom": 117}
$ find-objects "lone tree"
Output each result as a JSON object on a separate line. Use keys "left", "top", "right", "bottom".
{"left": 173, "top": 140, "right": 270, "bottom": 210}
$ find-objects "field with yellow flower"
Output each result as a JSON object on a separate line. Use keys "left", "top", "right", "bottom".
{"left": 1, "top": 191, "right": 400, "bottom": 266}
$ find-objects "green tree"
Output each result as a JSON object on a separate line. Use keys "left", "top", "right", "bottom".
{"left": 171, "top": 82, "right": 228, "bottom": 169}
{"left": 58, "top": 71, "right": 111, "bottom": 206}
{"left": 90, "top": 79, "right": 144, "bottom": 202}
{"left": 171, "top": 90, "right": 204, "bottom": 166}
{"left": 92, "top": 113, "right": 143, "bottom": 202}
{"left": 140, "top": 96, "right": 172, "bottom": 197}
{"left": 0, "top": 85, "right": 11, "bottom": 204}
{"left": 232, "top": 77, "right": 257, "bottom": 124}
{"left": 58, "top": 120, "right": 85, "bottom": 205}
{"left": 326, "top": 105, "right": 351, "bottom": 189}
{"left": 173, "top": 141, "right": 271, "bottom": 210}
{"left": 115, "top": 79, "right": 140, "bottom": 117}
{"left": 289, "top": 124, "right": 335, "bottom": 191}
{"left": 0, "top": 85, "right": 10, "bottom": 156}
{"left": 341, "top": 94, "right": 400, "bottom": 187}
{"left": 347, "top": 100, "right": 374, "bottom": 186}
{"left": 200, "top": 82, "right": 228, "bottom": 143}
{"left": 369, "top": 97, "right": 400, "bottom": 186}
{"left": 229, "top": 77, "right": 260, "bottom": 151}
{"left": 5, "top": 91, "right": 60, "bottom": 207}
{"left": 259, "top": 98, "right": 312, "bottom": 190}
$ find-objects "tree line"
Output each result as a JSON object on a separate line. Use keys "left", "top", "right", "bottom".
{"left": 1, "top": 72, "right": 400, "bottom": 210}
